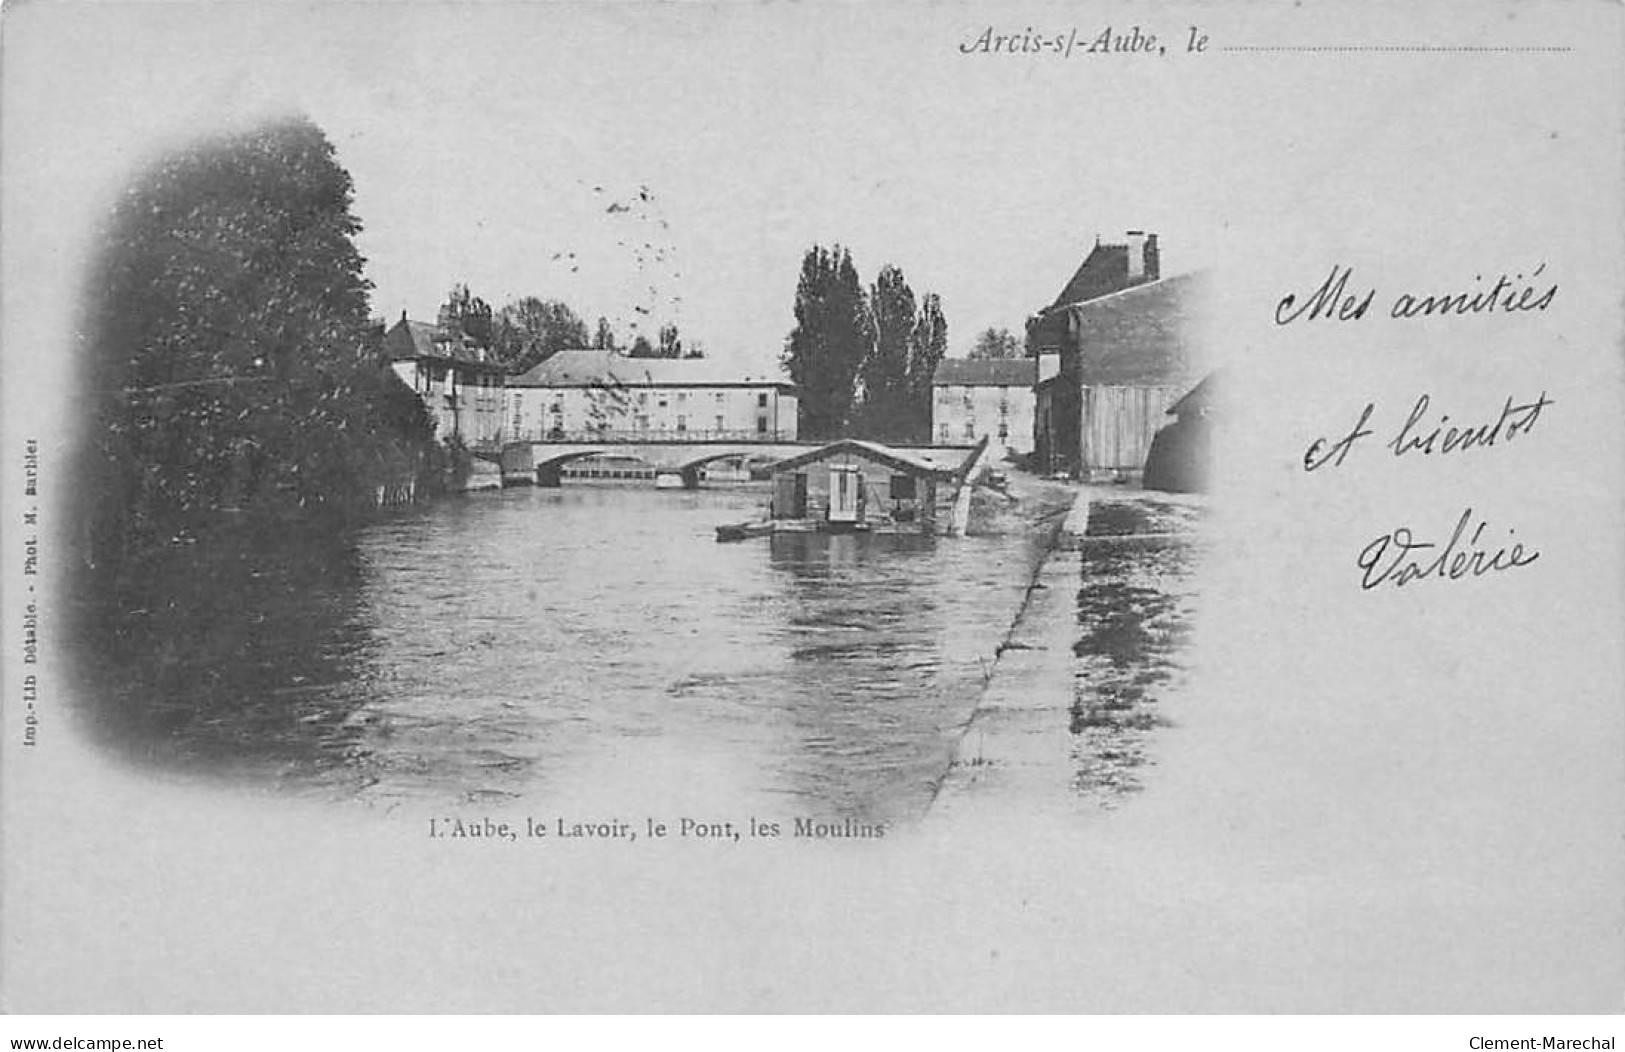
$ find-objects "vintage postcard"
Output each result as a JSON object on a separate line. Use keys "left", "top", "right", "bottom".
{"left": 2, "top": 0, "right": 1620, "bottom": 1018}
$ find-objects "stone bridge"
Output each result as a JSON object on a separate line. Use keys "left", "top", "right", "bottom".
{"left": 492, "top": 435, "right": 978, "bottom": 488}
{"left": 498, "top": 437, "right": 817, "bottom": 487}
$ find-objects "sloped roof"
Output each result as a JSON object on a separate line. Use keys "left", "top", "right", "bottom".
{"left": 1051, "top": 242, "right": 1132, "bottom": 308}
{"left": 384, "top": 318, "right": 501, "bottom": 370}
{"left": 932, "top": 358, "right": 1037, "bottom": 387}
{"left": 1065, "top": 270, "right": 1213, "bottom": 387}
{"left": 509, "top": 349, "right": 791, "bottom": 388}
{"left": 770, "top": 438, "right": 985, "bottom": 479}
{"left": 1048, "top": 236, "right": 1158, "bottom": 310}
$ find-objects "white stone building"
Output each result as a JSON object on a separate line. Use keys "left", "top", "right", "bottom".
{"left": 930, "top": 358, "right": 1039, "bottom": 461}
{"left": 384, "top": 316, "right": 506, "bottom": 447}
{"left": 504, "top": 350, "right": 798, "bottom": 442}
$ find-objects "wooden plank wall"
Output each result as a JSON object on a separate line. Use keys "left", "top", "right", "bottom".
{"left": 1079, "top": 385, "right": 1177, "bottom": 473}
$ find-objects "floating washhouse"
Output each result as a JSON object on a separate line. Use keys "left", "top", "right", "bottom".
{"left": 762, "top": 438, "right": 988, "bottom": 536}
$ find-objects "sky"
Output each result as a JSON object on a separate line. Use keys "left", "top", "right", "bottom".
{"left": 4, "top": 1, "right": 1613, "bottom": 409}
{"left": 2, "top": 2, "right": 1254, "bottom": 377}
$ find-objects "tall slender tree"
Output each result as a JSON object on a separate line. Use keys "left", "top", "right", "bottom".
{"left": 858, "top": 264, "right": 917, "bottom": 442}
{"left": 782, "top": 244, "right": 871, "bottom": 439}
{"left": 905, "top": 293, "right": 949, "bottom": 440}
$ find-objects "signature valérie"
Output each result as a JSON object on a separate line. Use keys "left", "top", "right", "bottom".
{"left": 1356, "top": 506, "right": 1538, "bottom": 590}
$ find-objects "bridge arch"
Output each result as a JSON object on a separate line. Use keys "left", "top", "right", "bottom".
{"left": 532, "top": 447, "right": 616, "bottom": 470}
{"left": 502, "top": 438, "right": 973, "bottom": 489}
{"left": 668, "top": 449, "right": 791, "bottom": 474}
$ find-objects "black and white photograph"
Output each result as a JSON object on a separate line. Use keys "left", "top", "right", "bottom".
{"left": 2, "top": 0, "right": 1620, "bottom": 1028}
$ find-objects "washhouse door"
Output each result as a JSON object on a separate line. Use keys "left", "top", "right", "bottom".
{"left": 829, "top": 466, "right": 860, "bottom": 523}
{"left": 773, "top": 472, "right": 809, "bottom": 519}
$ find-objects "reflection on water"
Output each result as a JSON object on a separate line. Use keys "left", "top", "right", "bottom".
{"left": 1069, "top": 496, "right": 1203, "bottom": 803}
{"left": 73, "top": 485, "right": 1056, "bottom": 823}
{"left": 72, "top": 519, "right": 376, "bottom": 785}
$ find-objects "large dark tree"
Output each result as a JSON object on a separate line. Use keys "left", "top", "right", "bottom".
{"left": 592, "top": 316, "right": 619, "bottom": 351}
{"left": 77, "top": 115, "right": 433, "bottom": 565}
{"left": 782, "top": 245, "right": 871, "bottom": 439}
{"left": 857, "top": 264, "right": 917, "bottom": 442}
{"left": 490, "top": 297, "right": 590, "bottom": 375}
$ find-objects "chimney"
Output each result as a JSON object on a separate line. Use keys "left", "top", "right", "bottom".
{"left": 1125, "top": 231, "right": 1147, "bottom": 281}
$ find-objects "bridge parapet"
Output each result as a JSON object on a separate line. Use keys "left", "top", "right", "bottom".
{"left": 521, "top": 428, "right": 793, "bottom": 445}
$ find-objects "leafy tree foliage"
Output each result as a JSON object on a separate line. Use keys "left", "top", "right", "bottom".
{"left": 490, "top": 297, "right": 589, "bottom": 375}
{"left": 592, "top": 316, "right": 618, "bottom": 351}
{"left": 857, "top": 264, "right": 917, "bottom": 442}
{"left": 78, "top": 115, "right": 435, "bottom": 565}
{"left": 623, "top": 322, "right": 697, "bottom": 359}
{"left": 782, "top": 247, "right": 947, "bottom": 442}
{"left": 657, "top": 323, "right": 683, "bottom": 359}
{"left": 782, "top": 245, "right": 872, "bottom": 439}
{"left": 438, "top": 283, "right": 493, "bottom": 348}
{"left": 904, "top": 293, "right": 948, "bottom": 441}
{"left": 968, "top": 326, "right": 1023, "bottom": 360}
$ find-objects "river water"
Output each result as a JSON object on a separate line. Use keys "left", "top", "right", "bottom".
{"left": 74, "top": 483, "right": 1068, "bottom": 825}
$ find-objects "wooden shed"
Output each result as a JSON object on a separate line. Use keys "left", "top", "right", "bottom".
{"left": 1031, "top": 267, "right": 1212, "bottom": 481}
{"left": 767, "top": 439, "right": 986, "bottom": 535}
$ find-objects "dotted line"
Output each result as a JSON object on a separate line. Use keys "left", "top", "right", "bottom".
{"left": 1222, "top": 45, "right": 1572, "bottom": 52}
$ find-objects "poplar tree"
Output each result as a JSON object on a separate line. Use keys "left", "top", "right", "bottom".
{"left": 905, "top": 293, "right": 949, "bottom": 440}
{"left": 858, "top": 264, "right": 918, "bottom": 442}
{"left": 782, "top": 244, "right": 871, "bottom": 439}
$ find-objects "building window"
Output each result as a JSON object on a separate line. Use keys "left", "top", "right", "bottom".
{"left": 658, "top": 398, "right": 668, "bottom": 409}
{"left": 715, "top": 391, "right": 725, "bottom": 403}
{"left": 676, "top": 415, "right": 687, "bottom": 432}
{"left": 998, "top": 423, "right": 1009, "bottom": 440}
{"left": 757, "top": 392, "right": 769, "bottom": 408}
{"left": 715, "top": 415, "right": 724, "bottom": 431}
{"left": 938, "top": 424, "right": 951, "bottom": 442}
{"left": 889, "top": 474, "right": 917, "bottom": 500}
{"left": 963, "top": 422, "right": 975, "bottom": 439}
{"left": 756, "top": 416, "right": 768, "bottom": 434}
{"left": 638, "top": 392, "right": 648, "bottom": 405}
{"left": 677, "top": 391, "right": 688, "bottom": 404}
